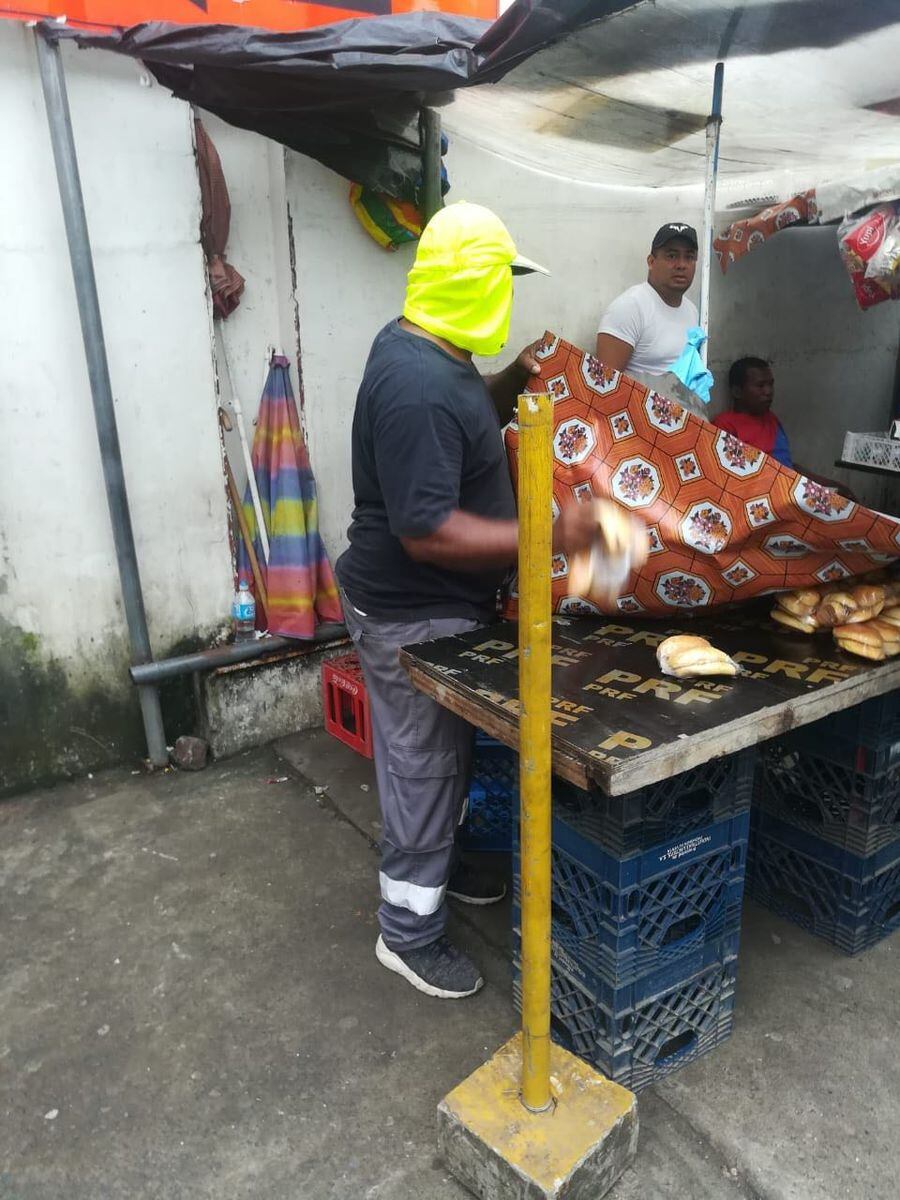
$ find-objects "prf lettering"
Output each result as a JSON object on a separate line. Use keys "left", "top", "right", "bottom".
{"left": 584, "top": 668, "right": 722, "bottom": 707}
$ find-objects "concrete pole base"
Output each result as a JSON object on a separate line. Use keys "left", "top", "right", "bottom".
{"left": 437, "top": 1033, "right": 638, "bottom": 1200}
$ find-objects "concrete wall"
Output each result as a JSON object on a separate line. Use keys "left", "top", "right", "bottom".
{"left": 0, "top": 29, "right": 233, "bottom": 791}
{"left": 285, "top": 134, "right": 703, "bottom": 561}
{"left": 3, "top": 27, "right": 898, "bottom": 791}
{"left": 708, "top": 226, "right": 900, "bottom": 510}
{"left": 286, "top": 131, "right": 900, "bottom": 559}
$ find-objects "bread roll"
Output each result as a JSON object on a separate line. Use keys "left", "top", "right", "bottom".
{"left": 814, "top": 591, "right": 856, "bottom": 628}
{"left": 657, "top": 635, "right": 739, "bottom": 678}
{"left": 876, "top": 605, "right": 900, "bottom": 629}
{"left": 567, "top": 499, "right": 649, "bottom": 606}
{"left": 771, "top": 607, "right": 819, "bottom": 634}
{"left": 778, "top": 589, "right": 822, "bottom": 617}
{"left": 843, "top": 603, "right": 882, "bottom": 625}
{"left": 850, "top": 584, "right": 885, "bottom": 612}
{"left": 834, "top": 622, "right": 887, "bottom": 662}
{"left": 868, "top": 619, "right": 900, "bottom": 656}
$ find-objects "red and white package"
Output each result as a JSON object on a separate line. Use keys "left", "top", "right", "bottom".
{"left": 838, "top": 204, "right": 900, "bottom": 310}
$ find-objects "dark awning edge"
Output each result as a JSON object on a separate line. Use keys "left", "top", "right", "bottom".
{"left": 50, "top": 1, "right": 635, "bottom": 200}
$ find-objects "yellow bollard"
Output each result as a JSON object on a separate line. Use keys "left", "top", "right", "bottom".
{"left": 517, "top": 392, "right": 553, "bottom": 1113}
{"left": 435, "top": 392, "right": 637, "bottom": 1200}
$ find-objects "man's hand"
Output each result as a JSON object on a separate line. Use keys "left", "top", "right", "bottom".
{"left": 553, "top": 501, "right": 602, "bottom": 556}
{"left": 484, "top": 340, "right": 544, "bottom": 424}
{"left": 513, "top": 341, "right": 543, "bottom": 380}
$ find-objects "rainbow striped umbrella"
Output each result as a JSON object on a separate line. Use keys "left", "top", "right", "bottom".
{"left": 239, "top": 356, "right": 342, "bottom": 637}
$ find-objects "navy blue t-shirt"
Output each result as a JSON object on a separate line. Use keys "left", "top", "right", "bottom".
{"left": 336, "top": 320, "right": 516, "bottom": 620}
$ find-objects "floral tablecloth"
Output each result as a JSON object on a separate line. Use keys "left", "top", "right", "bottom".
{"left": 503, "top": 334, "right": 900, "bottom": 618}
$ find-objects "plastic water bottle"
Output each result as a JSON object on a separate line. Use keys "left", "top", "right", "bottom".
{"left": 232, "top": 579, "right": 256, "bottom": 642}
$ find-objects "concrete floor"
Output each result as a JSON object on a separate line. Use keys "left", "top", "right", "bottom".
{"left": 1, "top": 732, "right": 897, "bottom": 1200}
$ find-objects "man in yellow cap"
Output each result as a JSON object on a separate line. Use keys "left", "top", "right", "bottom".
{"left": 336, "top": 202, "right": 599, "bottom": 999}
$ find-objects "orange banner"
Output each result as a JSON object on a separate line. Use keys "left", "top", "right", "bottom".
{"left": 2, "top": 0, "right": 497, "bottom": 34}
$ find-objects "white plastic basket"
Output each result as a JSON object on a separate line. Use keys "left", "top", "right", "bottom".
{"left": 841, "top": 431, "right": 900, "bottom": 473}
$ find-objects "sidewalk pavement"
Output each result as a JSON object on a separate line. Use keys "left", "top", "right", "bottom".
{"left": 1, "top": 730, "right": 896, "bottom": 1200}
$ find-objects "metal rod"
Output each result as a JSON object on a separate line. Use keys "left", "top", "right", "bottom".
{"left": 699, "top": 61, "right": 725, "bottom": 365}
{"left": 419, "top": 107, "right": 443, "bottom": 225}
{"left": 517, "top": 392, "right": 553, "bottom": 1114}
{"left": 129, "top": 624, "right": 347, "bottom": 685}
{"left": 34, "top": 26, "right": 168, "bottom": 767}
{"left": 220, "top": 330, "right": 270, "bottom": 563}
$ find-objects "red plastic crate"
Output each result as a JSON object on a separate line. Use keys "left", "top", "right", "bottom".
{"left": 322, "top": 653, "right": 373, "bottom": 758}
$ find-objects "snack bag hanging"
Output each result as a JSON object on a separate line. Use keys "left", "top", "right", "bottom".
{"left": 503, "top": 334, "right": 900, "bottom": 618}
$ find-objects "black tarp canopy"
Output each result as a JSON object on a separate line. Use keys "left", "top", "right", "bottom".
{"left": 60, "top": 1, "right": 635, "bottom": 199}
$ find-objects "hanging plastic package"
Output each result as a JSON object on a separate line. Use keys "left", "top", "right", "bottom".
{"left": 668, "top": 325, "right": 714, "bottom": 405}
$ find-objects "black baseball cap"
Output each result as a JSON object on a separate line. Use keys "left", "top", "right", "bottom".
{"left": 651, "top": 223, "right": 699, "bottom": 252}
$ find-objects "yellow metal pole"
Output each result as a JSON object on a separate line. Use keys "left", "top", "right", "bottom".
{"left": 517, "top": 392, "right": 553, "bottom": 1113}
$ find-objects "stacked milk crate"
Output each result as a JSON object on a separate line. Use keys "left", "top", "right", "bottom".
{"left": 749, "top": 694, "right": 900, "bottom": 953}
{"left": 505, "top": 753, "right": 755, "bottom": 1092}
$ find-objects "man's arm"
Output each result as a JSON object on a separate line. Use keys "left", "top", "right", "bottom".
{"left": 595, "top": 333, "right": 634, "bottom": 372}
{"left": 402, "top": 502, "right": 605, "bottom": 574}
{"left": 483, "top": 343, "right": 542, "bottom": 426}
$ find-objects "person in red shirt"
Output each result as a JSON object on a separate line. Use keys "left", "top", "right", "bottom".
{"left": 714, "top": 357, "right": 853, "bottom": 497}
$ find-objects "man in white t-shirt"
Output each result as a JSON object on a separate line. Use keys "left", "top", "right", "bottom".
{"left": 597, "top": 223, "right": 699, "bottom": 376}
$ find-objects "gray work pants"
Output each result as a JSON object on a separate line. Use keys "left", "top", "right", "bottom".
{"left": 342, "top": 595, "right": 480, "bottom": 951}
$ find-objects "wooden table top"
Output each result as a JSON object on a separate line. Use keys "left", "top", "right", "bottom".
{"left": 400, "top": 603, "right": 900, "bottom": 795}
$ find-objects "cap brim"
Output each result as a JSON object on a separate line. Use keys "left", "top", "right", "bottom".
{"left": 652, "top": 235, "right": 699, "bottom": 252}
{"left": 511, "top": 253, "right": 550, "bottom": 277}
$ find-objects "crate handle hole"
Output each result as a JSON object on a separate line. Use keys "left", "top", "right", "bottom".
{"left": 660, "top": 912, "right": 703, "bottom": 946}
{"left": 884, "top": 900, "right": 900, "bottom": 924}
{"left": 601, "top": 884, "right": 615, "bottom": 915}
{"left": 655, "top": 1030, "right": 696, "bottom": 1064}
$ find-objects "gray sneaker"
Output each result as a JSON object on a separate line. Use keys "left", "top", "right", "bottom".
{"left": 375, "top": 934, "right": 484, "bottom": 999}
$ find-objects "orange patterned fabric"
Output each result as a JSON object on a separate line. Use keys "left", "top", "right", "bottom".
{"left": 503, "top": 334, "right": 900, "bottom": 619}
{"left": 713, "top": 190, "right": 817, "bottom": 274}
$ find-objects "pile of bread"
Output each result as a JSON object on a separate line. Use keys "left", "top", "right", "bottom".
{"left": 771, "top": 575, "right": 900, "bottom": 661}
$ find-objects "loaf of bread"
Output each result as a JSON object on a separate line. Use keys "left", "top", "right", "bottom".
{"left": 779, "top": 589, "right": 822, "bottom": 618}
{"left": 814, "top": 591, "right": 856, "bottom": 628}
{"left": 876, "top": 605, "right": 900, "bottom": 629}
{"left": 869, "top": 619, "right": 900, "bottom": 656}
{"left": 833, "top": 622, "right": 888, "bottom": 661}
{"left": 771, "top": 607, "right": 819, "bottom": 634}
{"left": 657, "top": 635, "right": 740, "bottom": 678}
{"left": 568, "top": 499, "right": 649, "bottom": 606}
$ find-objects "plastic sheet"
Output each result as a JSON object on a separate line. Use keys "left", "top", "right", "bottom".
{"left": 59, "top": 2, "right": 618, "bottom": 199}
{"left": 503, "top": 333, "right": 900, "bottom": 619}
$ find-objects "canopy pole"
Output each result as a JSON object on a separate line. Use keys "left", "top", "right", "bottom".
{"left": 419, "top": 107, "right": 443, "bottom": 225}
{"left": 699, "top": 61, "right": 725, "bottom": 365}
{"left": 34, "top": 26, "right": 168, "bottom": 768}
{"left": 516, "top": 392, "right": 553, "bottom": 1114}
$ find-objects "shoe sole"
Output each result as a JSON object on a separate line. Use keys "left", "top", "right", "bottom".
{"left": 446, "top": 884, "right": 507, "bottom": 907}
{"left": 375, "top": 936, "right": 484, "bottom": 1000}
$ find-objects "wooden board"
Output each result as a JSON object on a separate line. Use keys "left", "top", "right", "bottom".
{"left": 400, "top": 602, "right": 900, "bottom": 795}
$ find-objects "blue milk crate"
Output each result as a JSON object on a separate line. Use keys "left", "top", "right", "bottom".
{"left": 552, "top": 749, "right": 755, "bottom": 859}
{"left": 757, "top": 740, "right": 900, "bottom": 857}
{"left": 747, "top": 810, "right": 900, "bottom": 954}
{"left": 514, "top": 811, "right": 750, "bottom": 987}
{"left": 513, "top": 950, "right": 737, "bottom": 1093}
{"left": 461, "top": 733, "right": 517, "bottom": 853}
{"left": 783, "top": 693, "right": 900, "bottom": 775}
{"left": 512, "top": 902, "right": 742, "bottom": 1005}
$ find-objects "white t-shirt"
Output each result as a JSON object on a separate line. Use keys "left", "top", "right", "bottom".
{"left": 598, "top": 282, "right": 699, "bottom": 376}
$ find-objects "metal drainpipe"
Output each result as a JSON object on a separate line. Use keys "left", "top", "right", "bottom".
{"left": 34, "top": 27, "right": 169, "bottom": 767}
